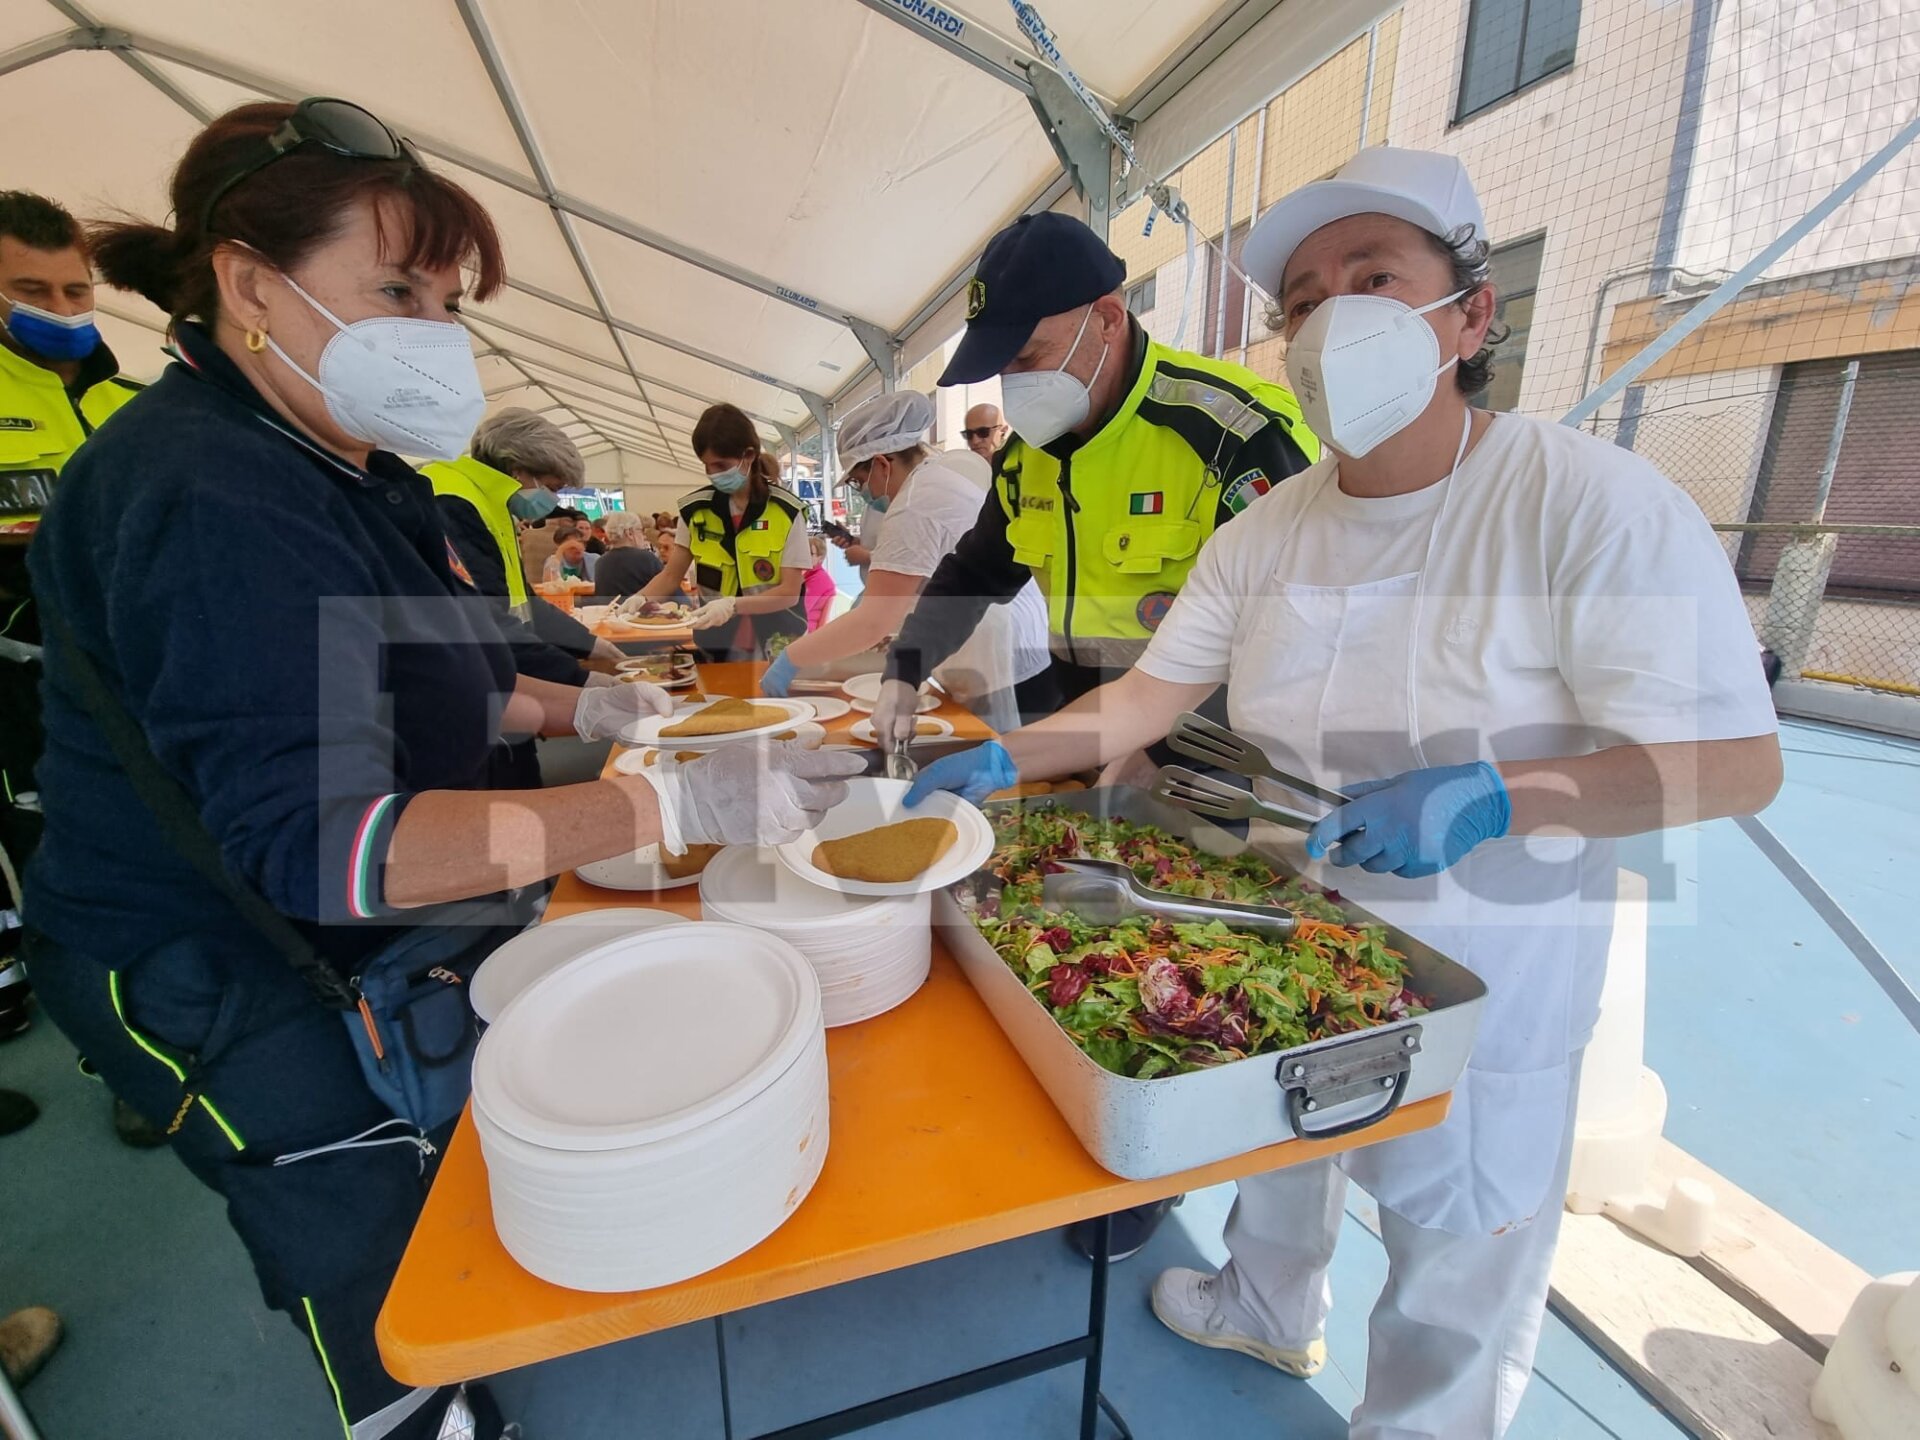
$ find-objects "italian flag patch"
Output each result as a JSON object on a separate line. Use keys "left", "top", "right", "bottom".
{"left": 1129, "top": 492, "right": 1164, "bottom": 515}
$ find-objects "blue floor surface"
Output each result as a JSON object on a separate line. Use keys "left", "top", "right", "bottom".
{"left": 2, "top": 718, "right": 1902, "bottom": 1437}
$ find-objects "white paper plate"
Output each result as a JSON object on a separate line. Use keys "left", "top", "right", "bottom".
{"left": 610, "top": 608, "right": 693, "bottom": 629}
{"left": 616, "top": 697, "right": 813, "bottom": 748}
{"left": 474, "top": 923, "right": 819, "bottom": 1152}
{"left": 793, "top": 696, "right": 852, "bottom": 722}
{"left": 471, "top": 909, "right": 681, "bottom": 1024}
{"left": 615, "top": 670, "right": 696, "bottom": 692}
{"left": 617, "top": 655, "right": 694, "bottom": 672}
{"left": 847, "top": 692, "right": 940, "bottom": 715}
{"left": 574, "top": 843, "right": 716, "bottom": 890}
{"left": 841, "top": 672, "right": 940, "bottom": 705}
{"left": 776, "top": 778, "right": 994, "bottom": 897}
{"left": 612, "top": 723, "right": 825, "bottom": 776}
{"left": 848, "top": 715, "right": 954, "bottom": 744}
{"left": 616, "top": 655, "right": 696, "bottom": 679}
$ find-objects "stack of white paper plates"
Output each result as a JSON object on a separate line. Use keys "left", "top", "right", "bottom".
{"left": 699, "top": 845, "right": 932, "bottom": 1027}
{"left": 469, "top": 908, "right": 682, "bottom": 1024}
{"left": 472, "top": 923, "right": 828, "bottom": 1292}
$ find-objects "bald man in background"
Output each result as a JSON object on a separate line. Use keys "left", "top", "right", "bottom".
{"left": 960, "top": 402, "right": 1008, "bottom": 464}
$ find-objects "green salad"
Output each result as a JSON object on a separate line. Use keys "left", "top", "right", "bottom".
{"left": 967, "top": 809, "right": 1427, "bottom": 1079}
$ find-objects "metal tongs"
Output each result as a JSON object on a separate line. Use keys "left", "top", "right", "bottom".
{"left": 880, "top": 725, "right": 918, "bottom": 783}
{"left": 1152, "top": 712, "right": 1353, "bottom": 833}
{"left": 1041, "top": 858, "right": 1297, "bottom": 936}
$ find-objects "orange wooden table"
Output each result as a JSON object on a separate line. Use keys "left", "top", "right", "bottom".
{"left": 377, "top": 664, "right": 1449, "bottom": 1433}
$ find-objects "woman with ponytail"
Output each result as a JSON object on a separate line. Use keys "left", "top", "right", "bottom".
{"left": 22, "top": 100, "right": 858, "bottom": 1439}
{"left": 626, "top": 402, "right": 811, "bottom": 660}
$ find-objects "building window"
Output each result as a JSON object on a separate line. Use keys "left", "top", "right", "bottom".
{"left": 1126, "top": 276, "right": 1157, "bottom": 316}
{"left": 1481, "top": 233, "right": 1544, "bottom": 412}
{"left": 1456, "top": 0, "right": 1580, "bottom": 121}
{"left": 1200, "top": 220, "right": 1253, "bottom": 359}
{"left": 1739, "top": 351, "right": 1920, "bottom": 600}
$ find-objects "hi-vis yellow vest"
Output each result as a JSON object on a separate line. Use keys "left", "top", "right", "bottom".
{"left": 422, "top": 455, "right": 530, "bottom": 612}
{"left": 679, "top": 482, "right": 805, "bottom": 599}
{"left": 0, "top": 341, "right": 141, "bottom": 520}
{"left": 993, "top": 338, "right": 1317, "bottom": 667}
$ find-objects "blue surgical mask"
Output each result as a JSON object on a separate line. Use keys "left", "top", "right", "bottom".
{"left": 867, "top": 493, "right": 891, "bottom": 513}
{"left": 709, "top": 465, "right": 748, "bottom": 495}
{"left": 507, "top": 486, "right": 559, "bottom": 521}
{"left": 3, "top": 299, "right": 101, "bottom": 362}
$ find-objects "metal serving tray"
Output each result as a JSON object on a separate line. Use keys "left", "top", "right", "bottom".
{"left": 936, "top": 787, "right": 1487, "bottom": 1180}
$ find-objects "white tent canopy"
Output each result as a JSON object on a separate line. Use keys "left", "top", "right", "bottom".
{"left": 2, "top": 0, "right": 1389, "bottom": 481}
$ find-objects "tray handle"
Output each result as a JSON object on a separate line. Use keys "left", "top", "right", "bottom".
{"left": 1276, "top": 1025, "right": 1421, "bottom": 1143}
{"left": 1284, "top": 1066, "right": 1409, "bottom": 1141}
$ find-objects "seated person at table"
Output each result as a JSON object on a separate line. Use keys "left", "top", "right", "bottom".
{"left": 591, "top": 510, "right": 663, "bottom": 600}
{"left": 541, "top": 528, "right": 595, "bottom": 586}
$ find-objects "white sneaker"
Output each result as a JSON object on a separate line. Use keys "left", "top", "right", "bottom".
{"left": 1150, "top": 1267, "right": 1327, "bottom": 1378}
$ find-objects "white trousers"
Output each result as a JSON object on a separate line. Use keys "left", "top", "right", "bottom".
{"left": 1211, "top": 1068, "right": 1582, "bottom": 1439}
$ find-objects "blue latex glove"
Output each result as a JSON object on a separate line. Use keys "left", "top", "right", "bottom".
{"left": 1305, "top": 761, "right": 1511, "bottom": 878}
{"left": 760, "top": 649, "right": 798, "bottom": 698}
{"left": 905, "top": 741, "right": 1019, "bottom": 807}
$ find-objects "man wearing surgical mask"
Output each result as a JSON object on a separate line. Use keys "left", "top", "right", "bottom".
{"left": 876, "top": 212, "right": 1319, "bottom": 767}
{"left": 0, "top": 191, "right": 142, "bottom": 532}
{"left": 0, "top": 192, "right": 143, "bottom": 1157}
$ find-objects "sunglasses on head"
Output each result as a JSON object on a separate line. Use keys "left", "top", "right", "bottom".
{"left": 960, "top": 426, "right": 1003, "bottom": 441}
{"left": 201, "top": 97, "right": 415, "bottom": 232}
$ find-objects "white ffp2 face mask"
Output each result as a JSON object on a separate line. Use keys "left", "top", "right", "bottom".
{"left": 1000, "top": 306, "right": 1109, "bottom": 449}
{"left": 266, "top": 274, "right": 486, "bottom": 461}
{"left": 1285, "top": 289, "right": 1466, "bottom": 459}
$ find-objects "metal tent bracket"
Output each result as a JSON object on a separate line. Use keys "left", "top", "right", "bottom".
{"left": 1026, "top": 64, "right": 1117, "bottom": 238}
{"left": 847, "top": 318, "right": 903, "bottom": 393}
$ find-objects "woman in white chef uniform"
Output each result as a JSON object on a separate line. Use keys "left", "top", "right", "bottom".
{"left": 761, "top": 390, "right": 1050, "bottom": 732}
{"left": 906, "top": 147, "right": 1783, "bottom": 1436}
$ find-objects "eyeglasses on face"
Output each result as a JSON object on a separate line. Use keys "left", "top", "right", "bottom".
{"left": 960, "top": 426, "right": 1004, "bottom": 441}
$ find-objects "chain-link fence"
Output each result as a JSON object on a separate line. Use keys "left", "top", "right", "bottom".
{"left": 1091, "top": 0, "right": 1920, "bottom": 707}
{"left": 1585, "top": 357, "right": 1920, "bottom": 694}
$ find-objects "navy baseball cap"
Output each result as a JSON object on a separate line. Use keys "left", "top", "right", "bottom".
{"left": 938, "top": 212, "right": 1127, "bottom": 386}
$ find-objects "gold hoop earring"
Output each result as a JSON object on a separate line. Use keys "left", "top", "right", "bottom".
{"left": 244, "top": 328, "right": 268, "bottom": 354}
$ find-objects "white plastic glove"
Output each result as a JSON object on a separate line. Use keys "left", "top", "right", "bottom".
{"left": 871, "top": 677, "right": 922, "bottom": 754}
{"left": 572, "top": 679, "right": 673, "bottom": 740}
{"left": 684, "top": 596, "right": 738, "bottom": 630}
{"left": 590, "top": 638, "right": 626, "bottom": 663}
{"left": 614, "top": 592, "right": 651, "bottom": 618}
{"left": 582, "top": 671, "right": 619, "bottom": 689}
{"left": 636, "top": 741, "right": 867, "bottom": 852}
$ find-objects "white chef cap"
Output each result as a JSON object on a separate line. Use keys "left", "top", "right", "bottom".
{"left": 837, "top": 390, "right": 935, "bottom": 473}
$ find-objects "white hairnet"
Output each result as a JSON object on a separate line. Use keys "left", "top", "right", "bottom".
{"left": 837, "top": 390, "right": 935, "bottom": 472}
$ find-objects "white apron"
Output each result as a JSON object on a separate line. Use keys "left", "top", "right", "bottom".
{"left": 1229, "top": 446, "right": 1608, "bottom": 1237}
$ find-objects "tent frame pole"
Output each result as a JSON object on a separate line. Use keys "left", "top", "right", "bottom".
{"left": 35, "top": 19, "right": 900, "bottom": 347}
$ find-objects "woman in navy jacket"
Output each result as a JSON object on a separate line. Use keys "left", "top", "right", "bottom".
{"left": 23, "top": 100, "right": 857, "bottom": 1440}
